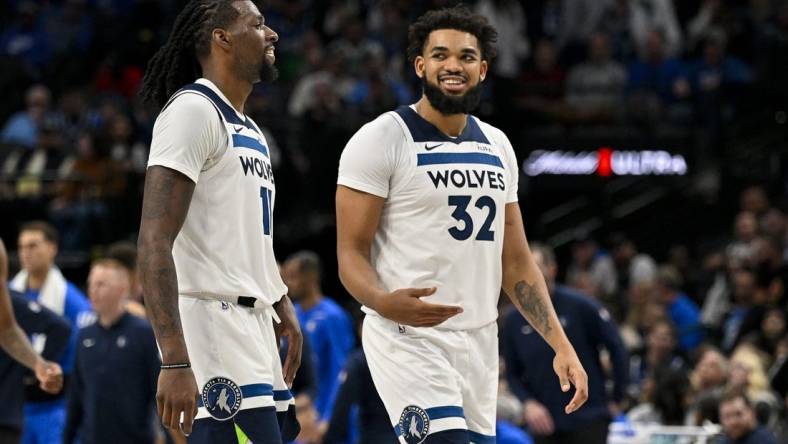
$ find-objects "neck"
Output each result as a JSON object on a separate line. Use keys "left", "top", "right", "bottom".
{"left": 415, "top": 96, "right": 468, "bottom": 137}
{"left": 300, "top": 289, "right": 323, "bottom": 310}
{"left": 27, "top": 268, "right": 50, "bottom": 290}
{"left": 98, "top": 306, "right": 126, "bottom": 328}
{"left": 202, "top": 65, "right": 253, "bottom": 114}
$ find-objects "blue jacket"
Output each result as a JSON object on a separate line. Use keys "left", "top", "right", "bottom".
{"left": 64, "top": 313, "right": 159, "bottom": 444}
{"left": 502, "top": 286, "right": 628, "bottom": 432}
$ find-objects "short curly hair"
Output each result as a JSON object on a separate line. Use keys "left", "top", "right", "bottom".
{"left": 407, "top": 5, "right": 498, "bottom": 64}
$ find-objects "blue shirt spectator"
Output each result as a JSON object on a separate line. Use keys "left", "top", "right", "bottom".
{"left": 656, "top": 265, "right": 703, "bottom": 352}
{"left": 282, "top": 251, "right": 355, "bottom": 423}
{"left": 8, "top": 222, "right": 94, "bottom": 444}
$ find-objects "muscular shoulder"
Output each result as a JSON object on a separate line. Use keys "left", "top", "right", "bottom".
{"left": 473, "top": 117, "right": 508, "bottom": 146}
{"left": 350, "top": 111, "right": 405, "bottom": 146}
{"left": 158, "top": 92, "right": 221, "bottom": 126}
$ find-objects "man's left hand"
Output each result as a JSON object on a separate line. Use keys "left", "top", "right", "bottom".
{"left": 553, "top": 346, "right": 588, "bottom": 414}
{"left": 274, "top": 295, "right": 302, "bottom": 387}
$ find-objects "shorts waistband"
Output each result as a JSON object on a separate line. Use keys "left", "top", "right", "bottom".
{"left": 181, "top": 293, "right": 280, "bottom": 323}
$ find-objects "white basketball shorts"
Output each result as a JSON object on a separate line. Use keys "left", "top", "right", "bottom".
{"left": 363, "top": 314, "right": 498, "bottom": 444}
{"left": 178, "top": 295, "right": 295, "bottom": 421}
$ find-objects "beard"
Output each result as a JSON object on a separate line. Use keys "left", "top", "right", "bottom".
{"left": 421, "top": 76, "right": 482, "bottom": 115}
{"left": 259, "top": 60, "right": 278, "bottom": 83}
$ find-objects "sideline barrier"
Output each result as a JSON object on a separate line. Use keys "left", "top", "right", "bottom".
{"left": 608, "top": 422, "right": 723, "bottom": 444}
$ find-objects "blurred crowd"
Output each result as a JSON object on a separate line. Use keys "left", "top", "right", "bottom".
{"left": 0, "top": 0, "right": 787, "bottom": 443}
{"left": 1, "top": 0, "right": 787, "bottom": 247}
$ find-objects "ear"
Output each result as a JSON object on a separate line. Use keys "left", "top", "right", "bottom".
{"left": 479, "top": 59, "right": 488, "bottom": 82}
{"left": 414, "top": 55, "right": 425, "bottom": 79}
{"left": 212, "top": 28, "right": 233, "bottom": 52}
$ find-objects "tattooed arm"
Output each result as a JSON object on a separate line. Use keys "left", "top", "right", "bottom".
{"left": 501, "top": 202, "right": 588, "bottom": 413}
{"left": 137, "top": 165, "right": 198, "bottom": 434}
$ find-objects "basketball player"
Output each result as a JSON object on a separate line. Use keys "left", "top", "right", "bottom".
{"left": 137, "top": 1, "right": 301, "bottom": 442}
{"left": 336, "top": 7, "right": 588, "bottom": 443}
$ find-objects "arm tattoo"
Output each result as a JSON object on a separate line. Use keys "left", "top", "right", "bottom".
{"left": 514, "top": 280, "right": 552, "bottom": 337}
{"left": 138, "top": 167, "right": 195, "bottom": 354}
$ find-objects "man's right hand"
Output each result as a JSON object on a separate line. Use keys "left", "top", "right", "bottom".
{"left": 524, "top": 399, "right": 555, "bottom": 436}
{"left": 157, "top": 368, "right": 199, "bottom": 435}
{"left": 373, "top": 287, "right": 462, "bottom": 327}
{"left": 34, "top": 359, "right": 63, "bottom": 394}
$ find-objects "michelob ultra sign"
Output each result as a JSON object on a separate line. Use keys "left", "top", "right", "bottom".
{"left": 523, "top": 148, "right": 688, "bottom": 177}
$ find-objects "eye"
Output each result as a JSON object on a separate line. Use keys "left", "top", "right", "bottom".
{"left": 432, "top": 53, "right": 445, "bottom": 60}
{"left": 463, "top": 54, "right": 477, "bottom": 61}
{"left": 255, "top": 22, "right": 263, "bottom": 30}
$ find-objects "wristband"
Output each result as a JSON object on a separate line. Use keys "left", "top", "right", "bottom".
{"left": 160, "top": 363, "right": 191, "bottom": 370}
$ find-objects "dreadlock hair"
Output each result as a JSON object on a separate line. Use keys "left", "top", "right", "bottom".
{"left": 407, "top": 5, "right": 498, "bottom": 64}
{"left": 139, "top": 0, "right": 243, "bottom": 109}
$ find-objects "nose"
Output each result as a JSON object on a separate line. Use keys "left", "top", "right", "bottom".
{"left": 266, "top": 26, "right": 278, "bottom": 43}
{"left": 442, "top": 56, "right": 462, "bottom": 73}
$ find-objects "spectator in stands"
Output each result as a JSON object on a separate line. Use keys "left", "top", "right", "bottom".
{"left": 1, "top": 85, "right": 51, "bottom": 150}
{"left": 49, "top": 131, "right": 124, "bottom": 250}
{"left": 619, "top": 281, "right": 665, "bottom": 352}
{"left": 626, "top": 29, "right": 690, "bottom": 122}
{"left": 565, "top": 32, "right": 627, "bottom": 124}
{"left": 0, "top": 1, "right": 51, "bottom": 70}
{"left": 722, "top": 268, "right": 766, "bottom": 352}
{"left": 687, "top": 346, "right": 729, "bottom": 425}
{"left": 328, "top": 17, "right": 384, "bottom": 77}
{"left": 727, "top": 344, "right": 780, "bottom": 425}
{"left": 655, "top": 265, "right": 703, "bottom": 352}
{"left": 63, "top": 259, "right": 159, "bottom": 444}
{"left": 628, "top": 319, "right": 686, "bottom": 395}
{"left": 743, "top": 307, "right": 786, "bottom": 359}
{"left": 514, "top": 39, "right": 566, "bottom": 123}
{"left": 8, "top": 221, "right": 93, "bottom": 444}
{"left": 597, "top": 0, "right": 639, "bottom": 61}
{"left": 627, "top": 0, "right": 683, "bottom": 59}
{"left": 502, "top": 244, "right": 627, "bottom": 444}
{"left": 555, "top": 0, "right": 609, "bottom": 64}
{"left": 5, "top": 115, "right": 72, "bottom": 200}
{"left": 740, "top": 186, "right": 771, "bottom": 216}
{"left": 282, "top": 251, "right": 354, "bottom": 428}
{"left": 627, "top": 364, "right": 690, "bottom": 425}
{"left": 688, "top": 32, "right": 752, "bottom": 130}
{"left": 751, "top": 236, "right": 787, "bottom": 306}
{"left": 718, "top": 390, "right": 779, "bottom": 444}
{"left": 475, "top": 0, "right": 530, "bottom": 128}
{"left": 566, "top": 236, "right": 618, "bottom": 315}
{"left": 610, "top": 234, "right": 657, "bottom": 318}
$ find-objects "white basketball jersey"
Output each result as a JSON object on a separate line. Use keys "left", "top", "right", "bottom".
{"left": 147, "top": 79, "right": 286, "bottom": 305}
{"left": 337, "top": 105, "right": 519, "bottom": 330}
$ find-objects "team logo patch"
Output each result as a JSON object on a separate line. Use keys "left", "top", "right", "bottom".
{"left": 202, "top": 377, "right": 242, "bottom": 421}
{"left": 399, "top": 405, "right": 429, "bottom": 444}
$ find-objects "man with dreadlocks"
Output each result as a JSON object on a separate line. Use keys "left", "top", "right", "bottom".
{"left": 137, "top": 1, "right": 301, "bottom": 443}
{"left": 336, "top": 6, "right": 587, "bottom": 443}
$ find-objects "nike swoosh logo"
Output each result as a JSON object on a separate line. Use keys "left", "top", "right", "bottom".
{"left": 425, "top": 143, "right": 443, "bottom": 151}
{"left": 233, "top": 125, "right": 244, "bottom": 133}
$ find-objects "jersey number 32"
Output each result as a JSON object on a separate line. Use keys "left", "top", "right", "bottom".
{"left": 448, "top": 195, "right": 496, "bottom": 241}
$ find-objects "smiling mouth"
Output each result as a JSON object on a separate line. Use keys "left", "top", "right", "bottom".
{"left": 438, "top": 75, "right": 467, "bottom": 93}
{"left": 265, "top": 45, "right": 275, "bottom": 60}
